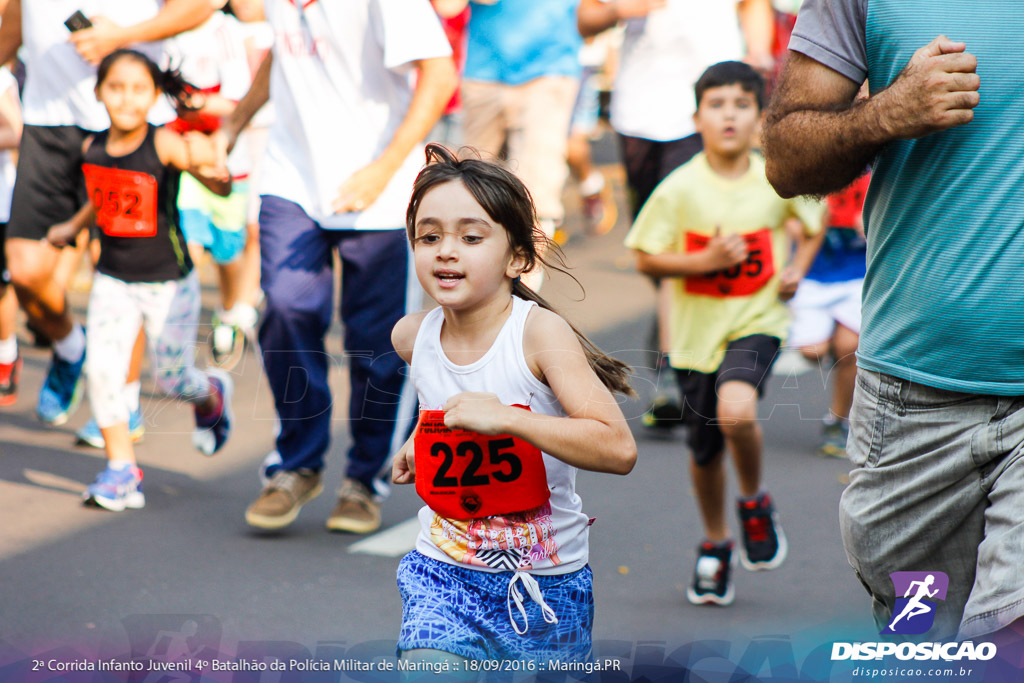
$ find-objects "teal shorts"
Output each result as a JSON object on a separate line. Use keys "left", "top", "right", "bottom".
{"left": 178, "top": 174, "right": 249, "bottom": 265}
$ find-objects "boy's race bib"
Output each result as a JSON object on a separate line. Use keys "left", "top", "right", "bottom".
{"left": 685, "top": 228, "right": 775, "bottom": 297}
{"left": 414, "top": 407, "right": 549, "bottom": 520}
{"left": 83, "top": 164, "right": 158, "bottom": 238}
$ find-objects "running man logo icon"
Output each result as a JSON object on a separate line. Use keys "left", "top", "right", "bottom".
{"left": 882, "top": 571, "right": 949, "bottom": 635}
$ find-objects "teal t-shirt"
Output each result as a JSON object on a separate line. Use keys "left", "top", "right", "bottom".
{"left": 791, "top": 0, "right": 1024, "bottom": 395}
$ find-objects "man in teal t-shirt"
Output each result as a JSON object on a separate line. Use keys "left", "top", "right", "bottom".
{"left": 763, "top": 0, "right": 1024, "bottom": 643}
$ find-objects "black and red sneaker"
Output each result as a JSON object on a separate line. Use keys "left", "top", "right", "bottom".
{"left": 0, "top": 353, "right": 21, "bottom": 407}
{"left": 192, "top": 368, "right": 234, "bottom": 456}
{"left": 737, "top": 492, "right": 788, "bottom": 571}
{"left": 686, "top": 540, "right": 735, "bottom": 606}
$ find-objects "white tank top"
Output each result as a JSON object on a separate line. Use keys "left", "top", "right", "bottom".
{"left": 411, "top": 297, "right": 590, "bottom": 576}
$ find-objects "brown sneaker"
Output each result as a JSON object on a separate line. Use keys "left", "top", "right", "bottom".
{"left": 245, "top": 470, "right": 323, "bottom": 530}
{"left": 325, "top": 478, "right": 381, "bottom": 534}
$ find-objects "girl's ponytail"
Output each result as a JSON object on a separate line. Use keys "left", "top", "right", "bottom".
{"left": 158, "top": 65, "right": 201, "bottom": 113}
{"left": 512, "top": 262, "right": 637, "bottom": 399}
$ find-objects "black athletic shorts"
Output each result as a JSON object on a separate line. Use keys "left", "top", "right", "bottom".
{"left": 674, "top": 334, "right": 781, "bottom": 466}
{"left": 7, "top": 125, "right": 90, "bottom": 241}
{"left": 0, "top": 222, "right": 8, "bottom": 285}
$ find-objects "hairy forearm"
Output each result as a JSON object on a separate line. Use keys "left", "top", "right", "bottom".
{"left": 764, "top": 100, "right": 888, "bottom": 198}
{"left": 767, "top": 36, "right": 980, "bottom": 198}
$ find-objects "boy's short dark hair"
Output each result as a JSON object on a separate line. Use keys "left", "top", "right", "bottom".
{"left": 694, "top": 61, "right": 765, "bottom": 111}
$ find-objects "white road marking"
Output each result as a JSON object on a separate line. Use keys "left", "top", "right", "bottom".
{"left": 348, "top": 516, "right": 420, "bottom": 557}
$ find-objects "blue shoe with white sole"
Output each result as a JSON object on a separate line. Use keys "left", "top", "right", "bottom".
{"left": 83, "top": 465, "right": 145, "bottom": 512}
{"left": 38, "top": 351, "right": 86, "bottom": 425}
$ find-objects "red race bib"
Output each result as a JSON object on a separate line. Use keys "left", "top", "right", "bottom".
{"left": 827, "top": 173, "right": 870, "bottom": 228}
{"left": 685, "top": 228, "right": 775, "bottom": 298}
{"left": 83, "top": 164, "right": 158, "bottom": 238}
{"left": 414, "top": 407, "right": 550, "bottom": 520}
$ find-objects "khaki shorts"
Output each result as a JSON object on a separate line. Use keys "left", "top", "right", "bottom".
{"left": 461, "top": 76, "right": 578, "bottom": 223}
{"left": 841, "top": 369, "right": 1024, "bottom": 640}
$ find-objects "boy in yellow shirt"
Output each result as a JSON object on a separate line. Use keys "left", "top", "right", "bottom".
{"left": 624, "top": 61, "right": 823, "bottom": 606}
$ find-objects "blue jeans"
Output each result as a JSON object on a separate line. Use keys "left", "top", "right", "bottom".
{"left": 257, "top": 196, "right": 419, "bottom": 490}
{"left": 841, "top": 369, "right": 1024, "bottom": 639}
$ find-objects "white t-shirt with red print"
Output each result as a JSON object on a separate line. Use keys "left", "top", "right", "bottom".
{"left": 20, "top": 0, "right": 167, "bottom": 130}
{"left": 260, "top": 0, "right": 451, "bottom": 230}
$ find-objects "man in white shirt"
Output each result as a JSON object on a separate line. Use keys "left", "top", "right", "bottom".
{"left": 0, "top": 0, "right": 212, "bottom": 422}
{"left": 220, "top": 0, "right": 456, "bottom": 533}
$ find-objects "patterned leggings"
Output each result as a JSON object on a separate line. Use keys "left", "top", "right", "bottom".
{"left": 86, "top": 271, "right": 212, "bottom": 428}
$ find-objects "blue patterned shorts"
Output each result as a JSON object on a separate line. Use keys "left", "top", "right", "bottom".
{"left": 396, "top": 551, "right": 594, "bottom": 662}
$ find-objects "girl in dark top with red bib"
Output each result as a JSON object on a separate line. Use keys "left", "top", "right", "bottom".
{"left": 47, "top": 50, "right": 233, "bottom": 512}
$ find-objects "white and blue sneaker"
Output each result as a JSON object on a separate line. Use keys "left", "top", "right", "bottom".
{"left": 76, "top": 410, "right": 146, "bottom": 449}
{"left": 83, "top": 465, "right": 145, "bottom": 512}
{"left": 37, "top": 351, "right": 86, "bottom": 425}
{"left": 192, "top": 368, "right": 233, "bottom": 456}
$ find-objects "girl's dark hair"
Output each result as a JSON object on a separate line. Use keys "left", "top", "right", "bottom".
{"left": 407, "top": 143, "right": 636, "bottom": 397}
{"left": 95, "top": 49, "right": 200, "bottom": 112}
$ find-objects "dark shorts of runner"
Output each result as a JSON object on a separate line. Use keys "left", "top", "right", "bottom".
{"left": 674, "top": 334, "right": 781, "bottom": 466}
{"left": 618, "top": 132, "right": 703, "bottom": 219}
{"left": 0, "top": 222, "right": 8, "bottom": 285}
{"left": 7, "top": 125, "right": 90, "bottom": 242}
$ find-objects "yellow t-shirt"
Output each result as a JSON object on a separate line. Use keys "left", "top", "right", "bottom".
{"left": 624, "top": 152, "right": 824, "bottom": 373}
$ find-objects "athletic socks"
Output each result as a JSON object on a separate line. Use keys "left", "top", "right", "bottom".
{"left": 579, "top": 170, "right": 605, "bottom": 198}
{"left": 53, "top": 324, "right": 85, "bottom": 363}
{"left": 219, "top": 304, "right": 258, "bottom": 330}
{"left": 0, "top": 335, "right": 17, "bottom": 364}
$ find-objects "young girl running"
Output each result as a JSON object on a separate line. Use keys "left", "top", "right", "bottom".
{"left": 47, "top": 50, "right": 234, "bottom": 512}
{"left": 391, "top": 144, "right": 637, "bottom": 666}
